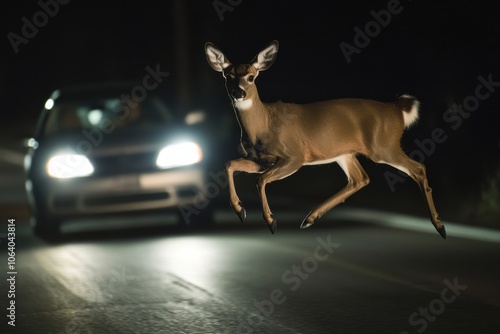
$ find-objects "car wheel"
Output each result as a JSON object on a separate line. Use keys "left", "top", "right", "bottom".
{"left": 31, "top": 214, "right": 62, "bottom": 240}
{"left": 177, "top": 204, "right": 215, "bottom": 230}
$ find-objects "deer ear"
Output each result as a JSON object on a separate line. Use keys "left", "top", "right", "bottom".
{"left": 205, "top": 42, "right": 231, "bottom": 72}
{"left": 251, "top": 40, "right": 279, "bottom": 71}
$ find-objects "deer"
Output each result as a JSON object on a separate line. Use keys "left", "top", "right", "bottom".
{"left": 204, "top": 40, "right": 446, "bottom": 239}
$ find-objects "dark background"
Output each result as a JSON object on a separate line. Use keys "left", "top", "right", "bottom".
{"left": 1, "top": 0, "right": 499, "bottom": 226}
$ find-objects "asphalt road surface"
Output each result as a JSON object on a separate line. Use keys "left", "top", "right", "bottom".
{"left": 1, "top": 208, "right": 500, "bottom": 334}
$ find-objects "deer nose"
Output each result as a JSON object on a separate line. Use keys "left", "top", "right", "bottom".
{"left": 231, "top": 88, "right": 246, "bottom": 100}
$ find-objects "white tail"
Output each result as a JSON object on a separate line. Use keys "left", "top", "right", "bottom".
{"left": 399, "top": 94, "right": 420, "bottom": 128}
{"left": 205, "top": 40, "right": 445, "bottom": 239}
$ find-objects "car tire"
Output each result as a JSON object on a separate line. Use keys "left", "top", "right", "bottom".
{"left": 177, "top": 204, "right": 215, "bottom": 230}
{"left": 31, "top": 214, "right": 62, "bottom": 241}
{"left": 191, "top": 206, "right": 215, "bottom": 228}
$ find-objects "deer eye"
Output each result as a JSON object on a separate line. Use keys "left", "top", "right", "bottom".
{"left": 248, "top": 75, "right": 254, "bottom": 83}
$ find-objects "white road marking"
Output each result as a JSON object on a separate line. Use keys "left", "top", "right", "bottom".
{"left": 331, "top": 208, "right": 500, "bottom": 244}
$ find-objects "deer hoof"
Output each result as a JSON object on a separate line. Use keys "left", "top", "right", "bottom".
{"left": 437, "top": 225, "right": 446, "bottom": 240}
{"left": 236, "top": 208, "right": 246, "bottom": 223}
{"left": 300, "top": 221, "right": 314, "bottom": 228}
{"left": 300, "top": 213, "right": 315, "bottom": 229}
{"left": 300, "top": 220, "right": 314, "bottom": 229}
{"left": 231, "top": 201, "right": 246, "bottom": 223}
{"left": 267, "top": 219, "right": 277, "bottom": 234}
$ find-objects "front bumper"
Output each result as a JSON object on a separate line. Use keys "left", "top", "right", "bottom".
{"left": 35, "top": 167, "right": 205, "bottom": 217}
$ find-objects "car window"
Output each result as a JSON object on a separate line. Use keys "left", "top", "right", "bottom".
{"left": 43, "top": 95, "right": 174, "bottom": 135}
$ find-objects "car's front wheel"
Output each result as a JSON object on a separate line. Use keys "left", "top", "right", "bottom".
{"left": 177, "top": 202, "right": 215, "bottom": 230}
{"left": 31, "top": 213, "right": 62, "bottom": 240}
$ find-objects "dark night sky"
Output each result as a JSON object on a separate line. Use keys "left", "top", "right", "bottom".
{"left": 2, "top": 1, "right": 498, "bottom": 111}
{"left": 1, "top": 0, "right": 499, "bottom": 219}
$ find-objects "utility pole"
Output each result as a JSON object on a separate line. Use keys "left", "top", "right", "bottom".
{"left": 172, "top": 0, "right": 190, "bottom": 110}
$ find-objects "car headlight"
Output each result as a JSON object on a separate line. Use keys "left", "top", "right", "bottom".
{"left": 156, "top": 142, "right": 202, "bottom": 169}
{"left": 46, "top": 154, "right": 94, "bottom": 178}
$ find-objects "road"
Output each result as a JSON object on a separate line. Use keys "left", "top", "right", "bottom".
{"left": 1, "top": 208, "right": 500, "bottom": 334}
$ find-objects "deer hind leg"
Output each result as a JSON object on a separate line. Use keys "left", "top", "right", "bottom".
{"left": 379, "top": 150, "right": 446, "bottom": 239}
{"left": 301, "top": 154, "right": 370, "bottom": 229}
{"left": 257, "top": 158, "right": 303, "bottom": 234}
{"left": 226, "top": 158, "right": 264, "bottom": 223}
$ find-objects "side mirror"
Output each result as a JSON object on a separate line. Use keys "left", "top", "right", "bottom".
{"left": 23, "top": 137, "right": 39, "bottom": 149}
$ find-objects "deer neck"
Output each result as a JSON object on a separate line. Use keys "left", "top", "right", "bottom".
{"left": 232, "top": 91, "right": 269, "bottom": 145}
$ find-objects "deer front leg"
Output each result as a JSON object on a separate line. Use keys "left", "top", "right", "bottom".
{"left": 226, "top": 158, "right": 263, "bottom": 223}
{"left": 257, "top": 159, "right": 303, "bottom": 234}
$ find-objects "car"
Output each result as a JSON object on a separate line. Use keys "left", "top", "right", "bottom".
{"left": 24, "top": 81, "right": 222, "bottom": 238}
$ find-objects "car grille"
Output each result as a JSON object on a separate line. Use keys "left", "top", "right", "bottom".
{"left": 91, "top": 151, "right": 158, "bottom": 176}
{"left": 84, "top": 192, "right": 169, "bottom": 207}
{"left": 51, "top": 191, "right": 171, "bottom": 211}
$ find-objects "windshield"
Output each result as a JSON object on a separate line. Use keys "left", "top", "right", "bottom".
{"left": 43, "top": 95, "right": 174, "bottom": 135}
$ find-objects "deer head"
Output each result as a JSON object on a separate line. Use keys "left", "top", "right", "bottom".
{"left": 205, "top": 40, "right": 279, "bottom": 105}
